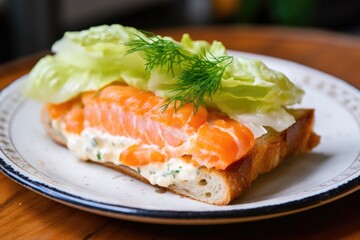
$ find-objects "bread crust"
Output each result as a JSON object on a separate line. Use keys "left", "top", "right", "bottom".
{"left": 222, "top": 109, "right": 320, "bottom": 204}
{"left": 42, "top": 107, "right": 320, "bottom": 205}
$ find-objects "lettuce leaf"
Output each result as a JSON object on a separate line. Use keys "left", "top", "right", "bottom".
{"left": 23, "top": 25, "right": 149, "bottom": 103}
{"left": 210, "top": 57, "right": 304, "bottom": 135}
{"left": 22, "top": 24, "right": 303, "bottom": 135}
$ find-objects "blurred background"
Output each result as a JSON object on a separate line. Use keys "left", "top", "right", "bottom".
{"left": 0, "top": 0, "right": 359, "bottom": 64}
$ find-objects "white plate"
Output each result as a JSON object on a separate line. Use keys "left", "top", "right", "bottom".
{"left": 0, "top": 52, "right": 359, "bottom": 225}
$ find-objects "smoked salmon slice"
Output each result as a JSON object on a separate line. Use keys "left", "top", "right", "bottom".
{"left": 47, "top": 84, "right": 255, "bottom": 170}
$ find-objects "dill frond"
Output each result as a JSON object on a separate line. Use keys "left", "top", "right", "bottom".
{"left": 126, "top": 33, "right": 233, "bottom": 113}
{"left": 164, "top": 53, "right": 232, "bottom": 112}
{"left": 126, "top": 34, "right": 186, "bottom": 75}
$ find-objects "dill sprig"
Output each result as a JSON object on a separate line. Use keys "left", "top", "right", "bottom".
{"left": 126, "top": 33, "right": 233, "bottom": 112}
{"left": 126, "top": 34, "right": 186, "bottom": 75}
{"left": 164, "top": 53, "right": 232, "bottom": 111}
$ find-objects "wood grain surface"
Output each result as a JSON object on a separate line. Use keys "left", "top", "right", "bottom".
{"left": 0, "top": 26, "right": 359, "bottom": 240}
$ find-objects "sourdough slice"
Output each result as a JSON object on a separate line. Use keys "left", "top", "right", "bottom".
{"left": 42, "top": 108, "right": 320, "bottom": 205}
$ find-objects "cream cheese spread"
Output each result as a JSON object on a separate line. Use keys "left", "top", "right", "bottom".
{"left": 53, "top": 120, "right": 200, "bottom": 187}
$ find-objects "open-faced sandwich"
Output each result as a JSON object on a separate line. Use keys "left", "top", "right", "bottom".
{"left": 22, "top": 25, "right": 320, "bottom": 205}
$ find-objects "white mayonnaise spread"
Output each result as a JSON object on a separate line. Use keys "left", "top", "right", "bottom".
{"left": 66, "top": 128, "right": 139, "bottom": 165}
{"left": 54, "top": 120, "right": 200, "bottom": 187}
{"left": 137, "top": 158, "right": 199, "bottom": 187}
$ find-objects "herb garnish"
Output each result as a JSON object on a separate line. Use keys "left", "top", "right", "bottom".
{"left": 90, "top": 138, "right": 98, "bottom": 147}
{"left": 126, "top": 33, "right": 232, "bottom": 112}
{"left": 162, "top": 164, "right": 181, "bottom": 178}
{"left": 127, "top": 34, "right": 185, "bottom": 75}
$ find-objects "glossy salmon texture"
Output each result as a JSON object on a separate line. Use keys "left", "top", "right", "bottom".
{"left": 47, "top": 84, "right": 255, "bottom": 170}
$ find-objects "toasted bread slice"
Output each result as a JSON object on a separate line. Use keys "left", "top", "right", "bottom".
{"left": 42, "top": 108, "right": 319, "bottom": 205}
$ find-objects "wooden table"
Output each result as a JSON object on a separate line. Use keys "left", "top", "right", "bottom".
{"left": 0, "top": 26, "right": 359, "bottom": 239}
